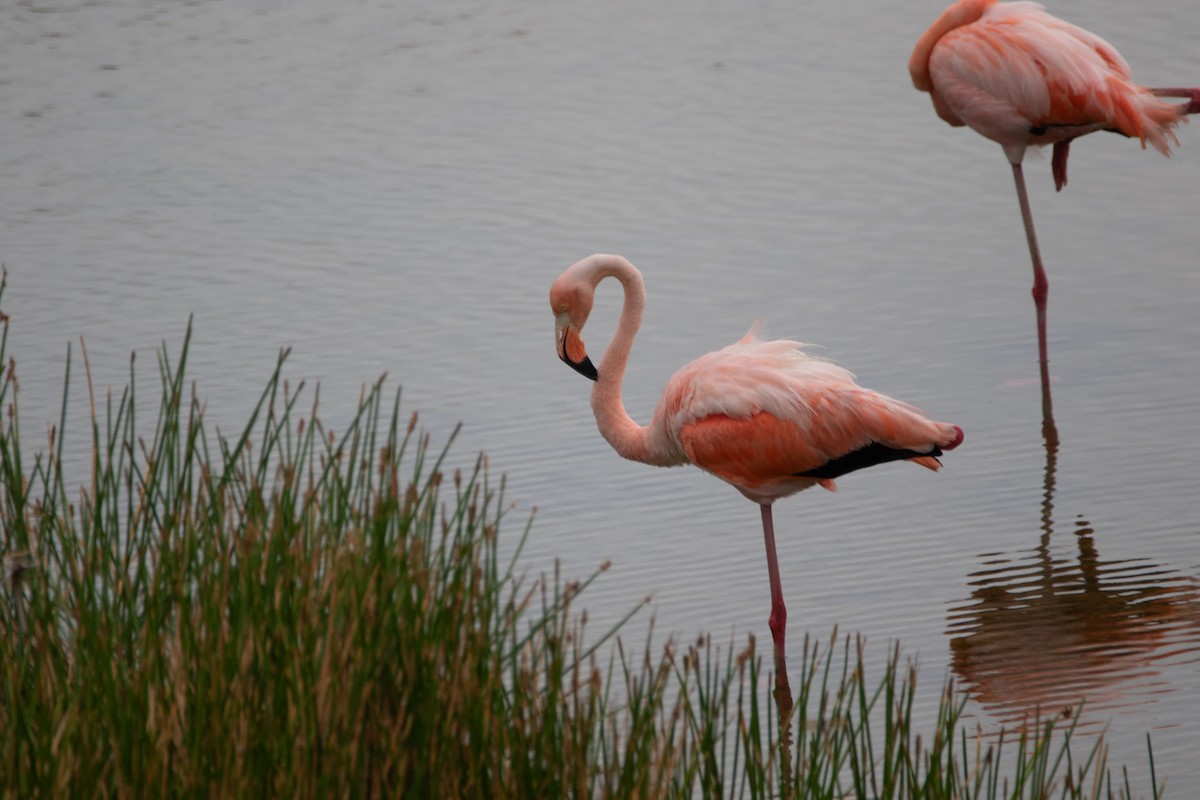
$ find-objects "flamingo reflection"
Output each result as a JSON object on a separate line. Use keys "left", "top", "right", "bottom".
{"left": 947, "top": 385, "right": 1200, "bottom": 725}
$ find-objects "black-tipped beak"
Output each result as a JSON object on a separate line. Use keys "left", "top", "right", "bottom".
{"left": 556, "top": 317, "right": 598, "bottom": 381}
{"left": 562, "top": 351, "right": 598, "bottom": 381}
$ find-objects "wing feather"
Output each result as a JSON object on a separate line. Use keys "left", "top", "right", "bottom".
{"left": 929, "top": 1, "right": 1180, "bottom": 149}
{"left": 659, "top": 330, "right": 956, "bottom": 502}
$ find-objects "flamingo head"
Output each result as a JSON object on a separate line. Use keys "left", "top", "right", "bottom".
{"left": 550, "top": 274, "right": 598, "bottom": 381}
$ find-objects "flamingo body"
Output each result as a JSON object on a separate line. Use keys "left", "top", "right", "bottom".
{"left": 910, "top": 0, "right": 1184, "bottom": 173}
{"left": 551, "top": 254, "right": 963, "bottom": 656}
{"left": 909, "top": 0, "right": 1197, "bottom": 372}
{"left": 664, "top": 340, "right": 956, "bottom": 505}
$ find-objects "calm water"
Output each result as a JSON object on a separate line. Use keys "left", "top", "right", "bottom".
{"left": 3, "top": 0, "right": 1198, "bottom": 791}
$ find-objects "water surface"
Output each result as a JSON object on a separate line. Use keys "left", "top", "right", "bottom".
{"left": 2, "top": 0, "right": 1198, "bottom": 790}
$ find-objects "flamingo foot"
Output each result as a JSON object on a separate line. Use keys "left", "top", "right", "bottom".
{"left": 1052, "top": 140, "right": 1071, "bottom": 192}
{"left": 944, "top": 426, "right": 965, "bottom": 451}
{"left": 1150, "top": 87, "right": 1200, "bottom": 115}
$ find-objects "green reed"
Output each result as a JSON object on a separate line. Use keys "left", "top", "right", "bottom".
{"left": 0, "top": 276, "right": 1164, "bottom": 798}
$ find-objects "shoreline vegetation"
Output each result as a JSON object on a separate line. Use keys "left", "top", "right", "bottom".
{"left": 0, "top": 280, "right": 1163, "bottom": 797}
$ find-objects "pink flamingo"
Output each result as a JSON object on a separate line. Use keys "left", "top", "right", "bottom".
{"left": 909, "top": 0, "right": 1200, "bottom": 369}
{"left": 550, "top": 254, "right": 963, "bottom": 659}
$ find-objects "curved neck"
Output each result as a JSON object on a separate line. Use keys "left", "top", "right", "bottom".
{"left": 581, "top": 256, "right": 676, "bottom": 466}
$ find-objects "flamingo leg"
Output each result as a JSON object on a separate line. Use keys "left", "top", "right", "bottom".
{"left": 1149, "top": 87, "right": 1200, "bottom": 115}
{"left": 1051, "top": 140, "right": 1071, "bottom": 192}
{"left": 760, "top": 503, "right": 787, "bottom": 659}
{"left": 1010, "top": 162, "right": 1050, "bottom": 371}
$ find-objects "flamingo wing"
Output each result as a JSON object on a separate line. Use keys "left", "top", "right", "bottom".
{"left": 662, "top": 336, "right": 956, "bottom": 502}
{"left": 678, "top": 412, "right": 843, "bottom": 494}
{"left": 929, "top": 2, "right": 1179, "bottom": 149}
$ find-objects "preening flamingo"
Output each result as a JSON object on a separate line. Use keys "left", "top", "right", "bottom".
{"left": 909, "top": 0, "right": 1200, "bottom": 368}
{"left": 550, "top": 254, "right": 964, "bottom": 659}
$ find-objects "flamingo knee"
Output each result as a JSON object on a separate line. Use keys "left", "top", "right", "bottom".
{"left": 768, "top": 603, "right": 787, "bottom": 643}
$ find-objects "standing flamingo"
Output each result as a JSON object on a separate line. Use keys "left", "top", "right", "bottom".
{"left": 550, "top": 254, "right": 963, "bottom": 660}
{"left": 909, "top": 0, "right": 1200, "bottom": 371}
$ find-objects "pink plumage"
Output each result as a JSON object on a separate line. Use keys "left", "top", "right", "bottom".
{"left": 550, "top": 253, "right": 962, "bottom": 659}
{"left": 910, "top": 0, "right": 1199, "bottom": 372}
{"left": 659, "top": 330, "right": 958, "bottom": 504}
{"left": 910, "top": 0, "right": 1186, "bottom": 173}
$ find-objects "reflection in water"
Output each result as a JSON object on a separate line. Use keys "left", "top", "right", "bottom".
{"left": 948, "top": 386, "right": 1200, "bottom": 725}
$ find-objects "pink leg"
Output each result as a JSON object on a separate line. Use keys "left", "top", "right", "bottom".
{"left": 1011, "top": 162, "right": 1050, "bottom": 371}
{"left": 760, "top": 503, "right": 787, "bottom": 659}
{"left": 1150, "top": 87, "right": 1200, "bottom": 115}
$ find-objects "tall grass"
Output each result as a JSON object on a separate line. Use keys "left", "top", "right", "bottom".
{"left": 0, "top": 277, "right": 1164, "bottom": 798}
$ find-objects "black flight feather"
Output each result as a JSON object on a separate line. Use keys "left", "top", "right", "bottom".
{"left": 796, "top": 441, "right": 943, "bottom": 481}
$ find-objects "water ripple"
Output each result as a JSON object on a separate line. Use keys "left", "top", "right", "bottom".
{"left": 947, "top": 520, "right": 1200, "bottom": 727}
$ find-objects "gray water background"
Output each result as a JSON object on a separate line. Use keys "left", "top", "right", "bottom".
{"left": 3, "top": 0, "right": 1198, "bottom": 791}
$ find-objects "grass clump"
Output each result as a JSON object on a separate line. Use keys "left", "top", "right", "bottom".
{"left": 0, "top": 317, "right": 636, "bottom": 796}
{"left": 0, "top": 278, "right": 1165, "bottom": 797}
